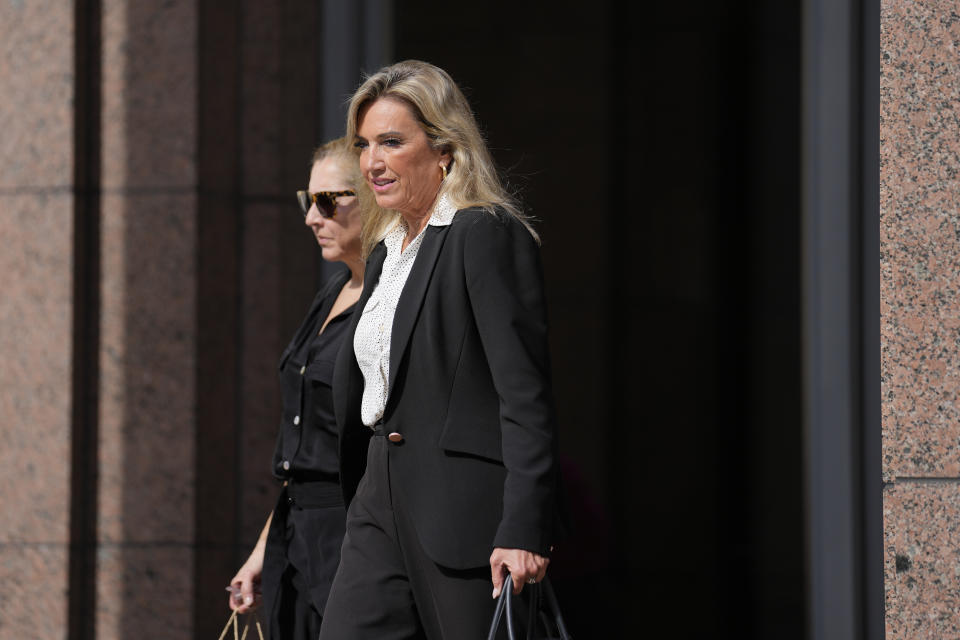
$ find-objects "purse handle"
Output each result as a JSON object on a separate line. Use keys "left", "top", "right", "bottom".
{"left": 218, "top": 609, "right": 265, "bottom": 640}
{"left": 487, "top": 574, "right": 572, "bottom": 640}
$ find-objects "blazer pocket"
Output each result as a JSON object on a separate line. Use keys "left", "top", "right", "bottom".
{"left": 438, "top": 418, "right": 503, "bottom": 463}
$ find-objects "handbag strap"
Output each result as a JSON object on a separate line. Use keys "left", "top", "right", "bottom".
{"left": 505, "top": 577, "right": 518, "bottom": 639}
{"left": 240, "top": 613, "right": 264, "bottom": 640}
{"left": 541, "top": 576, "right": 571, "bottom": 639}
{"left": 218, "top": 609, "right": 238, "bottom": 640}
{"left": 486, "top": 574, "right": 572, "bottom": 640}
{"left": 526, "top": 581, "right": 540, "bottom": 640}
{"left": 218, "top": 609, "right": 264, "bottom": 640}
{"left": 488, "top": 585, "right": 509, "bottom": 640}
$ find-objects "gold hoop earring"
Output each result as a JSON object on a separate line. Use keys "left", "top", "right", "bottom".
{"left": 441, "top": 164, "right": 448, "bottom": 181}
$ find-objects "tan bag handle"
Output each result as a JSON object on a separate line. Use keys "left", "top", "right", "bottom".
{"left": 218, "top": 609, "right": 264, "bottom": 640}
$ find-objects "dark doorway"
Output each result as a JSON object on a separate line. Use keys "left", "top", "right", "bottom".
{"left": 394, "top": 2, "right": 805, "bottom": 637}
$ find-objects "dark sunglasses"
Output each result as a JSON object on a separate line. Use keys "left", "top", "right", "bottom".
{"left": 296, "top": 190, "right": 356, "bottom": 219}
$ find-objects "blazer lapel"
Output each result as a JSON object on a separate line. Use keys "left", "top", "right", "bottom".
{"left": 333, "top": 243, "right": 386, "bottom": 435}
{"left": 387, "top": 225, "right": 449, "bottom": 397}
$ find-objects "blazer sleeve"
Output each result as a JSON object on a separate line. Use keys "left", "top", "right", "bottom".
{"left": 462, "top": 211, "right": 558, "bottom": 556}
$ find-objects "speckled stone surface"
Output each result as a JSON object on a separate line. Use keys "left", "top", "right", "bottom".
{"left": 96, "top": 546, "right": 194, "bottom": 640}
{"left": 882, "top": 0, "right": 960, "bottom": 634}
{"left": 101, "top": 0, "right": 196, "bottom": 190}
{"left": 97, "top": 193, "right": 196, "bottom": 544}
{"left": 240, "top": 203, "right": 286, "bottom": 544}
{"left": 0, "top": 1, "right": 74, "bottom": 636}
{"left": 881, "top": 0, "right": 960, "bottom": 480}
{"left": 241, "top": 1, "right": 283, "bottom": 197}
{"left": 95, "top": 3, "right": 200, "bottom": 635}
{"left": 0, "top": 0, "right": 73, "bottom": 189}
{"left": 883, "top": 483, "right": 960, "bottom": 638}
{"left": 0, "top": 195, "right": 73, "bottom": 544}
{"left": 0, "top": 545, "right": 69, "bottom": 638}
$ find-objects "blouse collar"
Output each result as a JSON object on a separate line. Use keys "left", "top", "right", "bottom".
{"left": 384, "top": 193, "right": 458, "bottom": 252}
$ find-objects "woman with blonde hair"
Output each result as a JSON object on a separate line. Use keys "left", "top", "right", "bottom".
{"left": 228, "top": 137, "right": 375, "bottom": 640}
{"left": 321, "top": 60, "right": 563, "bottom": 639}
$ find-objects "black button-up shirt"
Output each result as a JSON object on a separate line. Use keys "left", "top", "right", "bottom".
{"left": 273, "top": 271, "right": 355, "bottom": 482}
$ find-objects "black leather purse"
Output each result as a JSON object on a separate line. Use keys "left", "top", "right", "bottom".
{"left": 487, "top": 575, "right": 572, "bottom": 640}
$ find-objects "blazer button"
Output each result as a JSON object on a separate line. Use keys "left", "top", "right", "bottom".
{"left": 387, "top": 432, "right": 404, "bottom": 443}
{"left": 282, "top": 460, "right": 290, "bottom": 470}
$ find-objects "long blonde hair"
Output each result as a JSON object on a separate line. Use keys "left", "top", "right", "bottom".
{"left": 346, "top": 60, "right": 537, "bottom": 256}
{"left": 311, "top": 137, "right": 380, "bottom": 259}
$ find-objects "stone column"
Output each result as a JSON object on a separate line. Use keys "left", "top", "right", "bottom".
{"left": 882, "top": 0, "right": 960, "bottom": 636}
{"left": 0, "top": 1, "right": 75, "bottom": 636}
{"left": 96, "top": 1, "right": 198, "bottom": 638}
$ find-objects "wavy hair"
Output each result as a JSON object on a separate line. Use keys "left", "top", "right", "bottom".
{"left": 345, "top": 59, "right": 537, "bottom": 256}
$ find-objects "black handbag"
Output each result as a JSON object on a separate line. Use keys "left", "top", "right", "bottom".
{"left": 487, "top": 575, "right": 572, "bottom": 640}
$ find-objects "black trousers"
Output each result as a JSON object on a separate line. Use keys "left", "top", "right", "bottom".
{"left": 320, "top": 436, "right": 509, "bottom": 640}
{"left": 261, "top": 482, "right": 346, "bottom": 640}
{"left": 270, "top": 564, "right": 322, "bottom": 640}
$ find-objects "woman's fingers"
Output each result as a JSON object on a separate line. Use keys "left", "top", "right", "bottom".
{"left": 490, "top": 552, "right": 507, "bottom": 598}
{"left": 240, "top": 577, "right": 256, "bottom": 609}
{"left": 227, "top": 571, "right": 262, "bottom": 612}
{"left": 510, "top": 570, "right": 525, "bottom": 594}
{"left": 227, "top": 579, "right": 244, "bottom": 611}
{"left": 489, "top": 547, "right": 550, "bottom": 597}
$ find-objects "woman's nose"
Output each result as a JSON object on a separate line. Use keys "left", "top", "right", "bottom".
{"left": 305, "top": 205, "right": 322, "bottom": 226}
{"left": 363, "top": 145, "right": 384, "bottom": 172}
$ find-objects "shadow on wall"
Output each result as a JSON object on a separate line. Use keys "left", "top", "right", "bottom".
{"left": 95, "top": 1, "right": 198, "bottom": 637}
{"left": 105, "top": 2, "right": 336, "bottom": 638}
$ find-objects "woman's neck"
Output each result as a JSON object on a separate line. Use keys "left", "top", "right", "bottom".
{"left": 401, "top": 214, "right": 430, "bottom": 251}
{"left": 345, "top": 257, "right": 364, "bottom": 288}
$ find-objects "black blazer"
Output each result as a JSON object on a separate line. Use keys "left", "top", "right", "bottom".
{"left": 333, "top": 207, "right": 560, "bottom": 570}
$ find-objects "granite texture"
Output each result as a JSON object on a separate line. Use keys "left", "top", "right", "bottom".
{"left": 241, "top": 0, "right": 283, "bottom": 197}
{"left": 0, "top": 194, "right": 73, "bottom": 544}
{"left": 240, "top": 203, "right": 286, "bottom": 544}
{"left": 97, "top": 193, "right": 196, "bottom": 544}
{"left": 0, "top": 0, "right": 73, "bottom": 189}
{"left": 0, "top": 545, "right": 69, "bottom": 638}
{"left": 884, "top": 482, "right": 960, "bottom": 638}
{"left": 96, "top": 546, "right": 194, "bottom": 640}
{"left": 882, "top": 0, "right": 960, "bottom": 634}
{"left": 0, "top": 4, "right": 74, "bottom": 639}
{"left": 881, "top": 0, "right": 960, "bottom": 480}
{"left": 101, "top": 0, "right": 196, "bottom": 190}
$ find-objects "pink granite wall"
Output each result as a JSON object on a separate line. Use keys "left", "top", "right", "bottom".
{"left": 0, "top": 0, "right": 74, "bottom": 636}
{"left": 96, "top": 0, "right": 197, "bottom": 640}
{"left": 881, "top": 0, "right": 960, "bottom": 636}
{"left": 96, "top": 1, "right": 198, "bottom": 638}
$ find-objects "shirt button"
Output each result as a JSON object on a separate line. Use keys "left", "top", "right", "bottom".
{"left": 282, "top": 460, "right": 290, "bottom": 470}
{"left": 293, "top": 415, "right": 300, "bottom": 426}
{"left": 300, "top": 365, "right": 306, "bottom": 375}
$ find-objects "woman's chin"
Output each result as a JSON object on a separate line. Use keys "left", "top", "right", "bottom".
{"left": 320, "top": 247, "right": 341, "bottom": 263}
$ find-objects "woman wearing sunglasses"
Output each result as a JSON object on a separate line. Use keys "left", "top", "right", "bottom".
{"left": 228, "top": 137, "right": 374, "bottom": 640}
{"left": 319, "top": 60, "right": 564, "bottom": 639}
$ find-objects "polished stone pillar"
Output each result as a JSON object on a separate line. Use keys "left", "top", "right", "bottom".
{"left": 0, "top": 0, "right": 76, "bottom": 637}
{"left": 882, "top": 0, "right": 960, "bottom": 637}
{"left": 96, "top": 1, "right": 198, "bottom": 637}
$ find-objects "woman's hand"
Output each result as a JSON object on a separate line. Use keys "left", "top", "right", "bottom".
{"left": 489, "top": 547, "right": 550, "bottom": 598}
{"left": 228, "top": 540, "right": 265, "bottom": 613}
{"left": 228, "top": 512, "right": 273, "bottom": 613}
